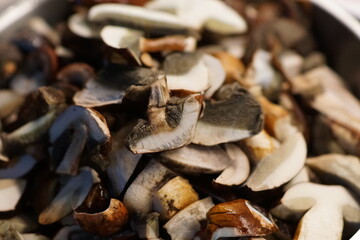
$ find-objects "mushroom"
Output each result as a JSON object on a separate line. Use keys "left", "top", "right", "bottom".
{"left": 192, "top": 84, "right": 263, "bottom": 146}
{"left": 0, "top": 90, "right": 24, "bottom": 119}
{"left": 68, "top": 12, "right": 101, "bottom": 39}
{"left": 214, "top": 143, "right": 250, "bottom": 186}
{"left": 73, "top": 64, "right": 165, "bottom": 107}
{"left": 164, "top": 197, "right": 214, "bottom": 240}
{"left": 0, "top": 42, "right": 22, "bottom": 85}
{"left": 139, "top": 35, "right": 196, "bottom": 53}
{"left": 88, "top": 3, "right": 194, "bottom": 36}
{"left": 210, "top": 51, "right": 245, "bottom": 84}
{"left": 0, "top": 179, "right": 26, "bottom": 212}
{"left": 159, "top": 144, "right": 230, "bottom": 175}
{"left": 133, "top": 212, "right": 160, "bottom": 239}
{"left": 74, "top": 198, "right": 128, "bottom": 236}
{"left": 0, "top": 154, "right": 37, "bottom": 179}
{"left": 205, "top": 199, "right": 278, "bottom": 240}
{"left": 56, "top": 63, "right": 95, "bottom": 90}
{"left": 125, "top": 80, "right": 202, "bottom": 154}
{"left": 271, "top": 182, "right": 360, "bottom": 240}
{"left": 38, "top": 168, "right": 99, "bottom": 225}
{"left": 306, "top": 154, "right": 360, "bottom": 198}
{"left": 0, "top": 222, "right": 23, "bottom": 240}
{"left": 49, "top": 105, "right": 111, "bottom": 175}
{"left": 100, "top": 25, "right": 143, "bottom": 65}
{"left": 145, "top": 0, "right": 247, "bottom": 35}
{"left": 122, "top": 159, "right": 175, "bottom": 217}
{"left": 153, "top": 176, "right": 199, "bottom": 220}
{"left": 246, "top": 97, "right": 307, "bottom": 191}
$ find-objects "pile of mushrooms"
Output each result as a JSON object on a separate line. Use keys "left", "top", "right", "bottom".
{"left": 0, "top": 0, "right": 359, "bottom": 239}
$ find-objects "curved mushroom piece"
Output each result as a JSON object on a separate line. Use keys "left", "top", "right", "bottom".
{"left": 100, "top": 25, "right": 143, "bottom": 65}
{"left": 0, "top": 179, "right": 27, "bottom": 212}
{"left": 0, "top": 154, "right": 37, "bottom": 179}
{"left": 271, "top": 182, "right": 360, "bottom": 240}
{"left": 49, "top": 105, "right": 111, "bottom": 175}
{"left": 123, "top": 159, "right": 175, "bottom": 217}
{"left": 68, "top": 12, "right": 101, "bottom": 39}
{"left": 306, "top": 154, "right": 360, "bottom": 197}
{"left": 153, "top": 176, "right": 199, "bottom": 220}
{"left": 164, "top": 197, "right": 214, "bottom": 240}
{"left": 88, "top": 3, "right": 194, "bottom": 36}
{"left": 159, "top": 144, "right": 230, "bottom": 175}
{"left": 203, "top": 54, "right": 226, "bottom": 99}
{"left": 192, "top": 86, "right": 263, "bottom": 146}
{"left": 205, "top": 199, "right": 278, "bottom": 240}
{"left": 38, "top": 168, "right": 99, "bottom": 225}
{"left": 214, "top": 143, "right": 250, "bottom": 186}
{"left": 125, "top": 80, "right": 202, "bottom": 154}
{"left": 145, "top": 0, "right": 247, "bottom": 35}
{"left": 74, "top": 64, "right": 165, "bottom": 107}
{"left": 74, "top": 198, "right": 128, "bottom": 236}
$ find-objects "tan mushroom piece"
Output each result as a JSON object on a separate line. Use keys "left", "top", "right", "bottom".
{"left": 306, "top": 154, "right": 360, "bottom": 196}
{"left": 145, "top": 0, "right": 247, "bottom": 35}
{"left": 164, "top": 197, "right": 214, "bottom": 240}
{"left": 0, "top": 90, "right": 24, "bottom": 119}
{"left": 153, "top": 176, "right": 199, "bottom": 220}
{"left": 0, "top": 179, "right": 26, "bottom": 212}
{"left": 159, "top": 144, "right": 230, "bottom": 175}
{"left": 74, "top": 198, "right": 128, "bottom": 236}
{"left": 125, "top": 80, "right": 202, "bottom": 154}
{"left": 271, "top": 182, "right": 360, "bottom": 240}
{"left": 214, "top": 143, "right": 250, "bottom": 186}
{"left": 246, "top": 97, "right": 307, "bottom": 191}
{"left": 139, "top": 35, "right": 197, "bottom": 53}
{"left": 88, "top": 3, "right": 193, "bottom": 36}
{"left": 205, "top": 199, "right": 278, "bottom": 240}
{"left": 123, "top": 159, "right": 174, "bottom": 217}
{"left": 192, "top": 86, "right": 263, "bottom": 146}
{"left": 38, "top": 168, "right": 99, "bottom": 225}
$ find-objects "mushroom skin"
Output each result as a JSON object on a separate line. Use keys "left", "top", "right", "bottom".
{"left": 205, "top": 199, "right": 278, "bottom": 240}
{"left": 74, "top": 198, "right": 128, "bottom": 236}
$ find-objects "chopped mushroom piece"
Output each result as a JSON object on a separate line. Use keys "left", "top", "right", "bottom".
{"left": 192, "top": 85, "right": 263, "bottom": 146}
{"left": 164, "top": 197, "right": 214, "bottom": 240}
{"left": 38, "top": 168, "right": 99, "bottom": 225}
{"left": 159, "top": 144, "right": 230, "bottom": 175}
{"left": 49, "top": 105, "right": 111, "bottom": 175}
{"left": 271, "top": 182, "right": 360, "bottom": 240}
{"left": 134, "top": 212, "right": 160, "bottom": 239}
{"left": 0, "top": 179, "right": 26, "bottom": 212}
{"left": 306, "top": 154, "right": 360, "bottom": 197}
{"left": 68, "top": 12, "right": 101, "bottom": 39}
{"left": 74, "top": 198, "right": 128, "bottom": 236}
{"left": 0, "top": 90, "right": 24, "bottom": 119}
{"left": 125, "top": 80, "right": 202, "bottom": 154}
{"left": 139, "top": 35, "right": 196, "bottom": 53}
{"left": 88, "top": 3, "right": 194, "bottom": 36}
{"left": 153, "top": 176, "right": 199, "bottom": 220}
{"left": 214, "top": 143, "right": 250, "bottom": 186}
{"left": 146, "top": 0, "right": 247, "bottom": 35}
{"left": 205, "top": 199, "right": 278, "bottom": 240}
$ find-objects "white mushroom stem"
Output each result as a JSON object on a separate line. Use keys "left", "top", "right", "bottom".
{"left": 214, "top": 144, "right": 250, "bottom": 186}
{"left": 38, "top": 168, "right": 99, "bottom": 225}
{"left": 273, "top": 182, "right": 360, "bottom": 240}
{"left": 164, "top": 197, "right": 214, "bottom": 240}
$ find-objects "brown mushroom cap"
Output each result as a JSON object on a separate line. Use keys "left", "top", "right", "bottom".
{"left": 74, "top": 198, "right": 128, "bottom": 236}
{"left": 205, "top": 199, "right": 278, "bottom": 240}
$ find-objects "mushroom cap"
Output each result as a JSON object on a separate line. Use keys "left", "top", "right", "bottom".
{"left": 74, "top": 198, "right": 128, "bottom": 236}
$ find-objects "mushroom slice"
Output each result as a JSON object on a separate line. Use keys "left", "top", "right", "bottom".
{"left": 38, "top": 168, "right": 99, "bottom": 225}
{"left": 134, "top": 212, "right": 160, "bottom": 239}
{"left": 74, "top": 198, "right": 128, "bottom": 236}
{"left": 74, "top": 64, "right": 164, "bottom": 107}
{"left": 205, "top": 199, "right": 278, "bottom": 240}
{"left": 153, "top": 176, "right": 199, "bottom": 220}
{"left": 203, "top": 54, "right": 226, "bottom": 99}
{"left": 100, "top": 25, "right": 143, "bottom": 65}
{"left": 192, "top": 86, "right": 263, "bottom": 146}
{"left": 123, "top": 159, "right": 175, "bottom": 217}
{"left": 306, "top": 154, "right": 360, "bottom": 197}
{"left": 159, "top": 144, "right": 230, "bottom": 175}
{"left": 49, "top": 106, "right": 111, "bottom": 175}
{"left": 0, "top": 154, "right": 37, "bottom": 179}
{"left": 0, "top": 179, "right": 26, "bottom": 212}
{"left": 164, "top": 197, "right": 214, "bottom": 240}
{"left": 214, "top": 143, "right": 250, "bottom": 186}
{"left": 125, "top": 81, "right": 202, "bottom": 154}
{"left": 68, "top": 12, "right": 101, "bottom": 39}
{"left": 0, "top": 90, "right": 24, "bottom": 119}
{"left": 88, "top": 3, "right": 193, "bottom": 36}
{"left": 163, "top": 52, "right": 210, "bottom": 93}
{"left": 272, "top": 182, "right": 360, "bottom": 240}
{"left": 146, "top": 0, "right": 247, "bottom": 35}
{"left": 139, "top": 35, "right": 196, "bottom": 53}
